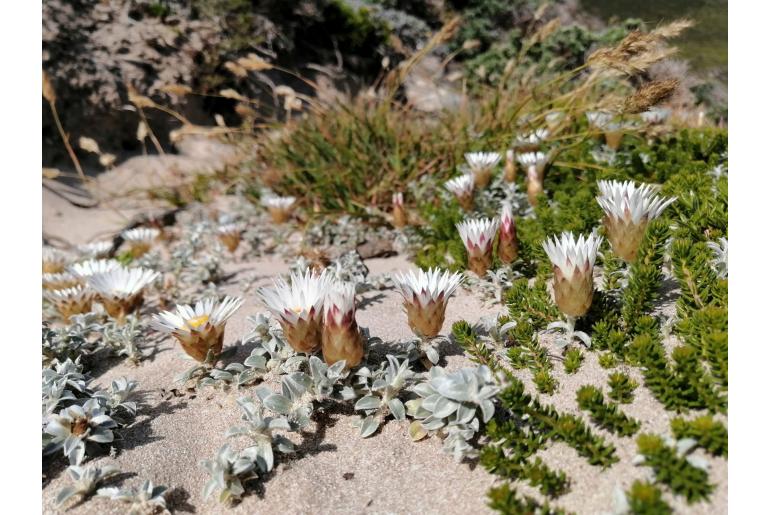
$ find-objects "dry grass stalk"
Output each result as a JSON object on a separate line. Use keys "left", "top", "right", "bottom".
{"left": 621, "top": 79, "right": 680, "bottom": 114}
{"left": 43, "top": 70, "right": 87, "bottom": 184}
{"left": 587, "top": 19, "right": 693, "bottom": 76}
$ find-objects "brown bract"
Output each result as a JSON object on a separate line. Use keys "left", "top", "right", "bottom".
{"left": 499, "top": 231, "right": 519, "bottom": 264}
{"left": 603, "top": 214, "right": 650, "bottom": 262}
{"left": 173, "top": 324, "right": 226, "bottom": 363}
{"left": 268, "top": 207, "right": 291, "bottom": 224}
{"left": 404, "top": 300, "right": 447, "bottom": 339}
{"left": 281, "top": 318, "right": 322, "bottom": 354}
{"left": 218, "top": 232, "right": 242, "bottom": 253}
{"left": 322, "top": 316, "right": 364, "bottom": 368}
{"left": 552, "top": 265, "right": 594, "bottom": 317}
{"left": 393, "top": 204, "right": 407, "bottom": 228}
{"left": 101, "top": 293, "right": 144, "bottom": 322}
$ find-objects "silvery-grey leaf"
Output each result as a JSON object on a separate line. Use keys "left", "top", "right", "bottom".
{"left": 388, "top": 398, "right": 406, "bottom": 420}
{"left": 354, "top": 395, "right": 380, "bottom": 411}
{"left": 676, "top": 438, "right": 698, "bottom": 456}
{"left": 360, "top": 416, "right": 379, "bottom": 438}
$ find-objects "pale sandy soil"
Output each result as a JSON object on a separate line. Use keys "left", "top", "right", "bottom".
{"left": 42, "top": 191, "right": 727, "bottom": 514}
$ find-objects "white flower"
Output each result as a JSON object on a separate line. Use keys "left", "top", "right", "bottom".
{"left": 261, "top": 196, "right": 296, "bottom": 209}
{"left": 542, "top": 232, "right": 602, "bottom": 281}
{"left": 46, "top": 285, "right": 94, "bottom": 319}
{"left": 43, "top": 247, "right": 69, "bottom": 273}
{"left": 445, "top": 174, "right": 475, "bottom": 196}
{"left": 596, "top": 180, "right": 677, "bottom": 226}
{"left": 87, "top": 267, "right": 160, "bottom": 300}
{"left": 516, "top": 151, "right": 547, "bottom": 169}
{"left": 392, "top": 268, "right": 463, "bottom": 310}
{"left": 121, "top": 227, "right": 160, "bottom": 243}
{"left": 464, "top": 152, "right": 501, "bottom": 173}
{"left": 258, "top": 269, "right": 330, "bottom": 353}
{"left": 77, "top": 241, "right": 112, "bottom": 258}
{"left": 152, "top": 296, "right": 244, "bottom": 335}
{"left": 70, "top": 259, "right": 122, "bottom": 279}
{"left": 707, "top": 237, "right": 728, "bottom": 279}
{"left": 392, "top": 192, "right": 404, "bottom": 207}
{"left": 640, "top": 107, "right": 671, "bottom": 124}
{"left": 323, "top": 282, "right": 356, "bottom": 327}
{"left": 392, "top": 268, "right": 463, "bottom": 338}
{"left": 42, "top": 272, "right": 80, "bottom": 290}
{"left": 217, "top": 223, "right": 242, "bottom": 236}
{"left": 500, "top": 203, "right": 514, "bottom": 236}
{"left": 515, "top": 128, "right": 549, "bottom": 146}
{"left": 586, "top": 111, "right": 613, "bottom": 129}
{"left": 258, "top": 269, "right": 329, "bottom": 326}
{"left": 456, "top": 217, "right": 500, "bottom": 255}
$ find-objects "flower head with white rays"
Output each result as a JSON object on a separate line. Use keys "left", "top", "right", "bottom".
{"left": 43, "top": 248, "right": 68, "bottom": 274}
{"left": 321, "top": 282, "right": 363, "bottom": 368}
{"left": 514, "top": 128, "right": 549, "bottom": 149}
{"left": 121, "top": 228, "right": 159, "bottom": 258}
{"left": 516, "top": 151, "right": 547, "bottom": 172}
{"left": 640, "top": 107, "right": 671, "bottom": 124}
{"left": 43, "top": 272, "right": 80, "bottom": 291}
{"left": 70, "top": 259, "right": 122, "bottom": 279}
{"left": 217, "top": 223, "right": 243, "bottom": 253}
{"left": 445, "top": 174, "right": 475, "bottom": 211}
{"left": 152, "top": 296, "right": 244, "bottom": 362}
{"left": 262, "top": 195, "right": 296, "bottom": 223}
{"left": 465, "top": 152, "right": 501, "bottom": 189}
{"left": 456, "top": 217, "right": 500, "bottom": 276}
{"left": 47, "top": 285, "right": 94, "bottom": 320}
{"left": 77, "top": 241, "right": 112, "bottom": 259}
{"left": 258, "top": 269, "right": 329, "bottom": 353}
{"left": 498, "top": 203, "right": 518, "bottom": 264}
{"left": 87, "top": 267, "right": 160, "bottom": 320}
{"left": 392, "top": 192, "right": 407, "bottom": 228}
{"left": 586, "top": 111, "right": 613, "bottom": 129}
{"left": 707, "top": 237, "right": 728, "bottom": 279}
{"left": 392, "top": 268, "right": 463, "bottom": 339}
{"left": 542, "top": 232, "right": 603, "bottom": 317}
{"left": 596, "top": 180, "right": 677, "bottom": 262}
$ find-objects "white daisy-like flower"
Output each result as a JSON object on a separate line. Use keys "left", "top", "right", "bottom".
{"left": 542, "top": 232, "right": 603, "bottom": 317}
{"left": 542, "top": 232, "right": 602, "bottom": 281}
{"left": 121, "top": 227, "right": 160, "bottom": 257}
{"left": 258, "top": 269, "right": 330, "bottom": 353}
{"left": 87, "top": 267, "right": 160, "bottom": 319}
{"left": 596, "top": 180, "right": 677, "bottom": 262}
{"left": 152, "top": 296, "right": 244, "bottom": 362}
{"left": 465, "top": 152, "right": 501, "bottom": 172}
{"left": 77, "top": 241, "right": 112, "bottom": 259}
{"left": 216, "top": 223, "right": 243, "bottom": 253}
{"left": 46, "top": 285, "right": 94, "bottom": 319}
{"left": 122, "top": 227, "right": 160, "bottom": 244}
{"left": 445, "top": 174, "right": 475, "bottom": 210}
{"left": 392, "top": 192, "right": 404, "bottom": 207}
{"left": 457, "top": 217, "right": 500, "bottom": 276}
{"left": 516, "top": 151, "right": 547, "bottom": 171}
{"left": 322, "top": 282, "right": 363, "bottom": 367}
{"left": 465, "top": 152, "right": 501, "bottom": 189}
{"left": 392, "top": 267, "right": 463, "bottom": 339}
{"left": 515, "top": 128, "right": 549, "bottom": 148}
{"left": 43, "top": 248, "right": 69, "bottom": 274}
{"left": 586, "top": 111, "right": 613, "bottom": 129}
{"left": 262, "top": 195, "right": 296, "bottom": 223}
{"left": 640, "top": 107, "right": 671, "bottom": 124}
{"left": 69, "top": 259, "right": 122, "bottom": 279}
{"left": 457, "top": 217, "right": 499, "bottom": 253}
{"left": 43, "top": 272, "right": 80, "bottom": 290}
{"left": 707, "top": 237, "right": 728, "bottom": 279}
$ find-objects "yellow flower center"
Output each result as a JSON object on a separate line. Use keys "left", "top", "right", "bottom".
{"left": 186, "top": 314, "right": 210, "bottom": 329}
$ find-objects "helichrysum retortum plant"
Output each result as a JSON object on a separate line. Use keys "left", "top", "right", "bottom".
{"left": 321, "top": 281, "right": 364, "bottom": 368}
{"left": 392, "top": 192, "right": 407, "bottom": 228}
{"left": 353, "top": 355, "right": 415, "bottom": 437}
{"left": 391, "top": 268, "right": 463, "bottom": 364}
{"left": 456, "top": 217, "right": 500, "bottom": 277}
{"left": 465, "top": 151, "right": 501, "bottom": 189}
{"left": 596, "top": 180, "right": 676, "bottom": 263}
{"left": 151, "top": 296, "right": 244, "bottom": 363}
{"left": 258, "top": 269, "right": 329, "bottom": 354}
{"left": 97, "top": 479, "right": 169, "bottom": 515}
{"left": 56, "top": 464, "right": 120, "bottom": 507}
{"left": 44, "top": 398, "right": 118, "bottom": 465}
{"left": 498, "top": 202, "right": 518, "bottom": 264}
{"left": 261, "top": 195, "right": 296, "bottom": 224}
{"left": 87, "top": 267, "right": 160, "bottom": 321}
{"left": 217, "top": 223, "right": 243, "bottom": 253}
{"left": 121, "top": 227, "right": 160, "bottom": 258}
{"left": 445, "top": 174, "right": 476, "bottom": 211}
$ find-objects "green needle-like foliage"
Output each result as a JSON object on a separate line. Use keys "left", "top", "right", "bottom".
{"left": 607, "top": 372, "right": 638, "bottom": 404}
{"left": 636, "top": 433, "right": 714, "bottom": 503}
{"left": 576, "top": 385, "right": 640, "bottom": 436}
{"left": 625, "top": 480, "right": 673, "bottom": 515}
{"left": 671, "top": 415, "right": 728, "bottom": 457}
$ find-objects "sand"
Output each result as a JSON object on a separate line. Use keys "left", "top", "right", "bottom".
{"left": 42, "top": 193, "right": 727, "bottom": 515}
